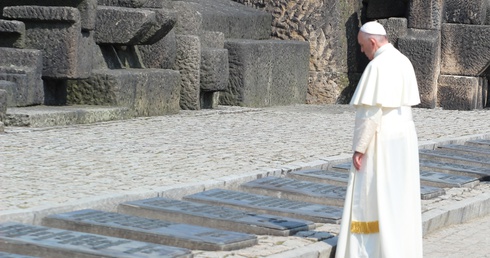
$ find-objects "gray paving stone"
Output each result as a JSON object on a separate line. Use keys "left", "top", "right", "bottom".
{"left": 118, "top": 197, "right": 314, "bottom": 236}
{"left": 43, "top": 209, "right": 257, "bottom": 251}
{"left": 240, "top": 177, "right": 346, "bottom": 207}
{"left": 183, "top": 189, "right": 343, "bottom": 224}
{"left": 0, "top": 222, "right": 192, "bottom": 258}
{"left": 420, "top": 149, "right": 490, "bottom": 168}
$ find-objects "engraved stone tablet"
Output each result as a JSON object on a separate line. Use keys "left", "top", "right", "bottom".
{"left": 240, "top": 177, "right": 347, "bottom": 206}
{"left": 420, "top": 149, "right": 490, "bottom": 168}
{"left": 0, "top": 251, "right": 37, "bottom": 258}
{"left": 331, "top": 162, "right": 351, "bottom": 172}
{"left": 420, "top": 185, "right": 445, "bottom": 200}
{"left": 43, "top": 209, "right": 257, "bottom": 251}
{"left": 118, "top": 198, "right": 314, "bottom": 236}
{"left": 420, "top": 170, "right": 479, "bottom": 188}
{"left": 0, "top": 222, "right": 192, "bottom": 258}
{"left": 289, "top": 169, "right": 349, "bottom": 186}
{"left": 438, "top": 144, "right": 490, "bottom": 157}
{"left": 465, "top": 139, "right": 490, "bottom": 149}
{"left": 420, "top": 159, "right": 490, "bottom": 179}
{"left": 183, "top": 189, "right": 343, "bottom": 224}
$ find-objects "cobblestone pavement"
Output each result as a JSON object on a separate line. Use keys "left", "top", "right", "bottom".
{"left": 1, "top": 104, "right": 490, "bottom": 257}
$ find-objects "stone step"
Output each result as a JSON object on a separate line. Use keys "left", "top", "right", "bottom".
{"left": 419, "top": 149, "right": 490, "bottom": 168}
{"left": 294, "top": 168, "right": 478, "bottom": 188}
{"left": 118, "top": 197, "right": 314, "bottom": 236}
{"left": 465, "top": 139, "right": 490, "bottom": 149}
{"left": 419, "top": 159, "right": 490, "bottom": 180}
{"left": 42, "top": 209, "right": 257, "bottom": 251}
{"left": 0, "top": 222, "right": 192, "bottom": 258}
{"left": 183, "top": 188, "right": 343, "bottom": 224}
{"left": 239, "top": 176, "right": 346, "bottom": 207}
{"left": 437, "top": 144, "right": 490, "bottom": 157}
{"left": 5, "top": 105, "right": 133, "bottom": 127}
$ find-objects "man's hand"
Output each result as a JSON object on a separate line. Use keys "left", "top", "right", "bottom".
{"left": 353, "top": 151, "right": 364, "bottom": 171}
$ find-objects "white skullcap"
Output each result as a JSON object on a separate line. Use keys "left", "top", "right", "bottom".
{"left": 360, "top": 21, "right": 387, "bottom": 36}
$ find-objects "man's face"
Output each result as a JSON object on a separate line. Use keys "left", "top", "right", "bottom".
{"left": 358, "top": 32, "right": 376, "bottom": 60}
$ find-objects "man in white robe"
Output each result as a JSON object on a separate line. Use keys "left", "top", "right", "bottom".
{"left": 335, "top": 21, "right": 423, "bottom": 258}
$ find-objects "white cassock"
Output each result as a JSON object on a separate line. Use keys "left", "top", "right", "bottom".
{"left": 335, "top": 43, "right": 423, "bottom": 258}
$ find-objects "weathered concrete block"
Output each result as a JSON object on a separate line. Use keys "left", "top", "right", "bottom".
{"left": 438, "top": 75, "right": 482, "bottom": 110}
{"left": 200, "top": 48, "right": 228, "bottom": 92}
{"left": 441, "top": 24, "right": 490, "bottom": 76}
{"left": 0, "top": 47, "right": 43, "bottom": 107}
{"left": 0, "top": 0, "right": 97, "bottom": 31}
{"left": 138, "top": 30, "right": 177, "bottom": 69}
{"left": 97, "top": 0, "right": 149, "bottom": 8}
{"left": 0, "top": 19, "right": 25, "bottom": 48}
{"left": 67, "top": 69, "right": 181, "bottom": 116}
{"left": 173, "top": 1, "right": 202, "bottom": 35}
{"left": 190, "top": 0, "right": 272, "bottom": 40}
{"left": 366, "top": 0, "right": 407, "bottom": 19}
{"left": 174, "top": 34, "right": 200, "bottom": 110}
{"left": 408, "top": 0, "right": 444, "bottom": 29}
{"left": 222, "top": 39, "right": 309, "bottom": 107}
{"left": 95, "top": 6, "right": 176, "bottom": 45}
{"left": 3, "top": 6, "right": 93, "bottom": 79}
{"left": 398, "top": 29, "right": 441, "bottom": 108}
{"left": 378, "top": 18, "right": 408, "bottom": 47}
{"left": 444, "top": 0, "right": 487, "bottom": 25}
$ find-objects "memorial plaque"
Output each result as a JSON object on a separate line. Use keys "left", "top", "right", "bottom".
{"left": 438, "top": 144, "right": 490, "bottom": 157}
{"left": 0, "top": 222, "right": 192, "bottom": 258}
{"left": 183, "top": 189, "right": 343, "bottom": 224}
{"left": 331, "top": 162, "right": 351, "bottom": 172}
{"left": 419, "top": 159, "right": 490, "bottom": 180}
{"left": 0, "top": 251, "right": 37, "bottom": 258}
{"left": 465, "top": 139, "right": 490, "bottom": 149}
{"left": 240, "top": 177, "right": 347, "bottom": 207}
{"left": 420, "top": 171, "right": 479, "bottom": 188}
{"left": 43, "top": 209, "right": 257, "bottom": 251}
{"left": 419, "top": 149, "right": 490, "bottom": 168}
{"left": 118, "top": 198, "right": 314, "bottom": 236}
{"left": 289, "top": 169, "right": 349, "bottom": 186}
{"left": 420, "top": 185, "right": 445, "bottom": 200}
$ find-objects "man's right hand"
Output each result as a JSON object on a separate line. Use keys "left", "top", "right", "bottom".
{"left": 353, "top": 151, "right": 364, "bottom": 171}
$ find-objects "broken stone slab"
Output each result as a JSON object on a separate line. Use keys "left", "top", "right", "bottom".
{"left": 200, "top": 31, "right": 225, "bottom": 49}
{"left": 173, "top": 1, "right": 202, "bottom": 36}
{"left": 221, "top": 39, "right": 309, "bottom": 107}
{"left": 398, "top": 29, "right": 440, "bottom": 108}
{"left": 240, "top": 177, "right": 346, "bottom": 207}
{"left": 419, "top": 149, "right": 490, "bottom": 168}
{"left": 366, "top": 0, "right": 407, "bottom": 19}
{"left": 142, "top": 0, "right": 172, "bottom": 8}
{"left": 138, "top": 30, "right": 177, "bottom": 69}
{"left": 0, "top": 47, "right": 43, "bottom": 107}
{"left": 465, "top": 139, "right": 490, "bottom": 149}
{"left": 437, "top": 75, "right": 485, "bottom": 110}
{"left": 438, "top": 144, "right": 490, "bottom": 157}
{"left": 174, "top": 34, "right": 201, "bottom": 110}
{"left": 444, "top": 0, "right": 488, "bottom": 25}
{"left": 0, "top": 251, "right": 37, "bottom": 258}
{"left": 94, "top": 6, "right": 176, "bottom": 45}
{"left": 97, "top": 0, "right": 149, "bottom": 8}
{"left": 200, "top": 48, "right": 228, "bottom": 92}
{"left": 67, "top": 69, "right": 181, "bottom": 116}
{"left": 0, "top": 222, "right": 192, "bottom": 258}
{"left": 3, "top": 6, "right": 93, "bottom": 79}
{"left": 0, "top": 89, "right": 5, "bottom": 132}
{"left": 0, "top": 0, "right": 97, "bottom": 31}
{"left": 407, "top": 0, "right": 444, "bottom": 29}
{"left": 419, "top": 159, "right": 490, "bottom": 180}
{"left": 118, "top": 197, "right": 314, "bottom": 236}
{"left": 0, "top": 19, "right": 25, "bottom": 48}
{"left": 183, "top": 188, "right": 343, "bottom": 224}
{"left": 43, "top": 209, "right": 258, "bottom": 251}
{"left": 441, "top": 24, "right": 490, "bottom": 76}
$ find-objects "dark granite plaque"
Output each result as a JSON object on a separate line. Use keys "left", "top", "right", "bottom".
{"left": 289, "top": 169, "right": 349, "bottom": 186}
{"left": 0, "top": 222, "right": 192, "bottom": 258}
{"left": 294, "top": 231, "right": 335, "bottom": 241}
{"left": 0, "top": 251, "right": 37, "bottom": 258}
{"left": 183, "top": 189, "right": 343, "bottom": 224}
{"left": 420, "top": 159, "right": 490, "bottom": 179}
{"left": 420, "top": 185, "right": 445, "bottom": 200}
{"left": 331, "top": 162, "right": 351, "bottom": 172}
{"left": 465, "top": 139, "right": 490, "bottom": 149}
{"left": 420, "top": 170, "right": 479, "bottom": 188}
{"left": 240, "top": 177, "right": 347, "bottom": 206}
{"left": 438, "top": 144, "right": 490, "bottom": 157}
{"left": 420, "top": 149, "right": 490, "bottom": 168}
{"left": 118, "top": 198, "right": 314, "bottom": 236}
{"left": 43, "top": 209, "right": 257, "bottom": 251}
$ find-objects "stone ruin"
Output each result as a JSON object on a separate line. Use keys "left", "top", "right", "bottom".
{"left": 0, "top": 0, "right": 489, "bottom": 132}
